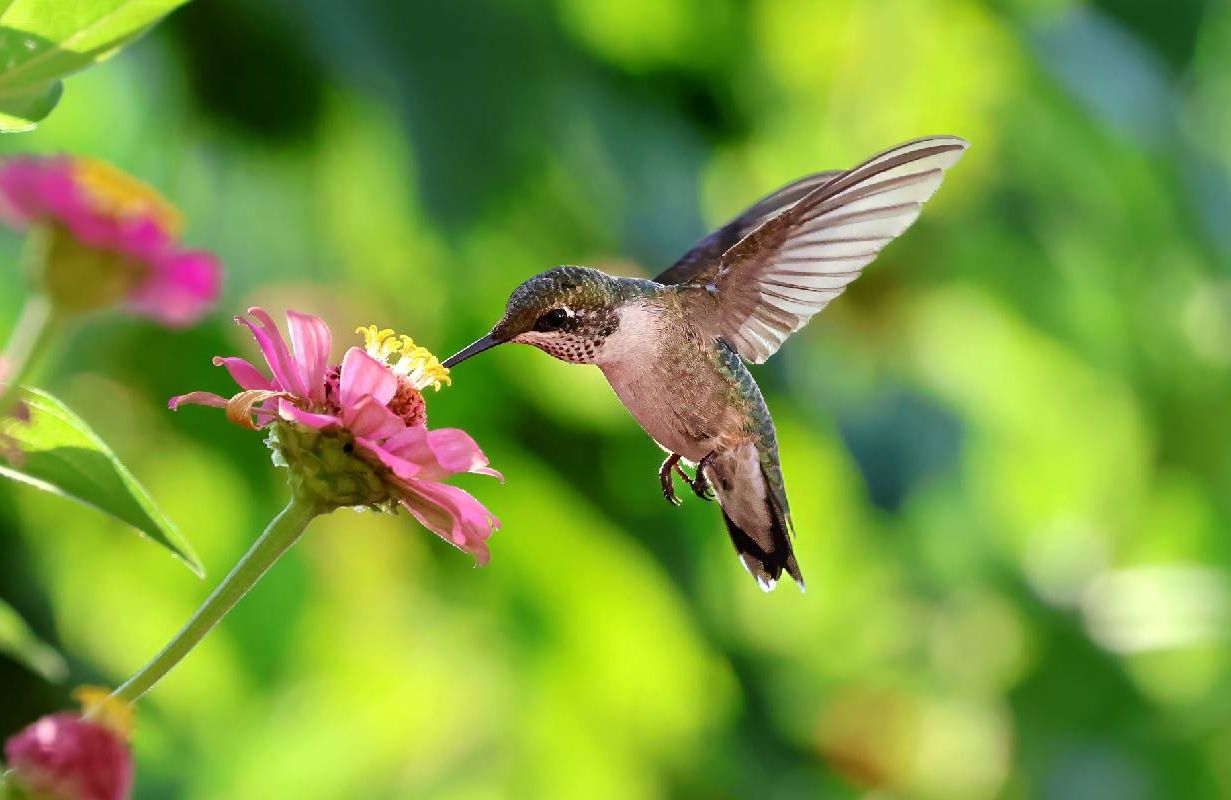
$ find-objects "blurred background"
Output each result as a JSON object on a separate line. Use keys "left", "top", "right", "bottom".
{"left": 2, "top": 0, "right": 1231, "bottom": 797}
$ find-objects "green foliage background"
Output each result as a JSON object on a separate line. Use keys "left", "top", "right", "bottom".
{"left": 2, "top": 0, "right": 1231, "bottom": 797}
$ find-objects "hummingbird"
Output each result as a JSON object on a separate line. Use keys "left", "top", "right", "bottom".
{"left": 442, "top": 136, "right": 968, "bottom": 590}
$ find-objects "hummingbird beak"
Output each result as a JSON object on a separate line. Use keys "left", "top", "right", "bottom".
{"left": 442, "top": 334, "right": 503, "bottom": 368}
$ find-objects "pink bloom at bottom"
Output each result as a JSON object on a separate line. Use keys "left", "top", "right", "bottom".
{"left": 171, "top": 308, "right": 501, "bottom": 563}
{"left": 4, "top": 713, "right": 132, "bottom": 800}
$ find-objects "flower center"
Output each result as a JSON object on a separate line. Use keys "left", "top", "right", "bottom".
{"left": 72, "top": 158, "right": 183, "bottom": 235}
{"left": 322, "top": 361, "right": 427, "bottom": 428}
{"left": 355, "top": 325, "right": 451, "bottom": 391}
{"left": 388, "top": 379, "right": 427, "bottom": 427}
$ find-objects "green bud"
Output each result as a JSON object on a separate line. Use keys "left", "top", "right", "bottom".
{"left": 265, "top": 421, "right": 392, "bottom": 509}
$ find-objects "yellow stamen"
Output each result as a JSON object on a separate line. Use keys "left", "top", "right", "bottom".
{"left": 74, "top": 685, "right": 134, "bottom": 737}
{"left": 356, "top": 325, "right": 403, "bottom": 362}
{"left": 71, "top": 158, "right": 183, "bottom": 236}
{"left": 356, "top": 325, "right": 451, "bottom": 391}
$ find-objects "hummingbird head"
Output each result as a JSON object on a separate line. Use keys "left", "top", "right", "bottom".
{"left": 443, "top": 266, "right": 624, "bottom": 368}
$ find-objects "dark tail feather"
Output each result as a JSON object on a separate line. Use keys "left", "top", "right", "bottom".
{"left": 709, "top": 450, "right": 804, "bottom": 591}
{"left": 719, "top": 504, "right": 804, "bottom": 592}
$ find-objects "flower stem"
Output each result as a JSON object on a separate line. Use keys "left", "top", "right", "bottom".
{"left": 108, "top": 494, "right": 323, "bottom": 706}
{"left": 0, "top": 294, "right": 59, "bottom": 416}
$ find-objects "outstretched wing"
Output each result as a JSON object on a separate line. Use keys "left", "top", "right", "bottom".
{"left": 654, "top": 169, "right": 842, "bottom": 286}
{"left": 680, "top": 136, "right": 969, "bottom": 363}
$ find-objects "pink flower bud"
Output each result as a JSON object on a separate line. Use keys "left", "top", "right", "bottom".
{"left": 4, "top": 712, "right": 133, "bottom": 800}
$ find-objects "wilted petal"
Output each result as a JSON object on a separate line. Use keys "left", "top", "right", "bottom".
{"left": 211, "top": 356, "right": 273, "bottom": 391}
{"left": 344, "top": 395, "right": 405, "bottom": 440}
{"left": 287, "top": 310, "right": 331, "bottom": 404}
{"left": 168, "top": 391, "right": 229, "bottom": 411}
{"left": 225, "top": 390, "right": 285, "bottom": 430}
{"left": 339, "top": 347, "right": 397, "bottom": 409}
{"left": 395, "top": 478, "right": 499, "bottom": 564}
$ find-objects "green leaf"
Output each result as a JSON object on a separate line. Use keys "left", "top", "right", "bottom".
{"left": 0, "top": 387, "right": 203, "bottom": 575}
{"left": 0, "top": 595, "right": 67, "bottom": 682}
{"left": 0, "top": 0, "right": 191, "bottom": 132}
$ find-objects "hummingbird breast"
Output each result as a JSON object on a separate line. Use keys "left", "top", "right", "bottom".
{"left": 596, "top": 300, "right": 756, "bottom": 462}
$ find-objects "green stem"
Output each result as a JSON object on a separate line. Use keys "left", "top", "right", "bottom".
{"left": 108, "top": 494, "right": 323, "bottom": 706}
{"left": 0, "top": 294, "right": 59, "bottom": 416}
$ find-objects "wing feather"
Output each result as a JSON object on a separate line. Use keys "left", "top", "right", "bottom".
{"left": 654, "top": 169, "right": 843, "bottom": 285}
{"left": 682, "top": 135, "right": 968, "bottom": 363}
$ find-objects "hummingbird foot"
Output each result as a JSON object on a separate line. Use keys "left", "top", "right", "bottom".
{"left": 690, "top": 451, "right": 717, "bottom": 501}
{"left": 659, "top": 453, "right": 684, "bottom": 506}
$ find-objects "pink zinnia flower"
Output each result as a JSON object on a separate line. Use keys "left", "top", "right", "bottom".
{"left": 170, "top": 308, "right": 501, "bottom": 563}
{"left": 4, "top": 688, "right": 134, "bottom": 800}
{"left": 0, "top": 156, "right": 220, "bottom": 327}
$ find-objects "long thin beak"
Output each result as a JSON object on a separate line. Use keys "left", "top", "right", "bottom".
{"left": 442, "top": 334, "right": 503, "bottom": 368}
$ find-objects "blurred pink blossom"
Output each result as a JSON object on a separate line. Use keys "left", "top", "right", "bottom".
{"left": 4, "top": 711, "right": 132, "bottom": 800}
{"left": 171, "top": 309, "right": 501, "bottom": 563}
{"left": 0, "top": 156, "right": 220, "bottom": 327}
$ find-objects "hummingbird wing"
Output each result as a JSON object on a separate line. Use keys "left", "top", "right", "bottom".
{"left": 653, "top": 169, "right": 843, "bottom": 286}
{"left": 679, "top": 135, "right": 969, "bottom": 363}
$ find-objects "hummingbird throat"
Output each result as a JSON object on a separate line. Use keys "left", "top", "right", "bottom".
{"left": 515, "top": 305, "right": 620, "bottom": 364}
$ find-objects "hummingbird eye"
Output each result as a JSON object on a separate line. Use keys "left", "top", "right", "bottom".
{"left": 535, "top": 307, "right": 571, "bottom": 332}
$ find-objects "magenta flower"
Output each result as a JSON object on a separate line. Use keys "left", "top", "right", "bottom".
{"left": 171, "top": 309, "right": 501, "bottom": 563}
{"left": 0, "top": 156, "right": 220, "bottom": 327}
{"left": 4, "top": 692, "right": 133, "bottom": 800}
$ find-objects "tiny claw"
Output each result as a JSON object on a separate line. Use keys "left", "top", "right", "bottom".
{"left": 692, "top": 451, "right": 717, "bottom": 501}
{"left": 659, "top": 453, "right": 684, "bottom": 507}
{"left": 690, "top": 474, "right": 715, "bottom": 501}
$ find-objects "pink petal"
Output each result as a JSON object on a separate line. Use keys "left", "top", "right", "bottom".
{"left": 211, "top": 356, "right": 273, "bottom": 391}
{"left": 426, "top": 428, "right": 503, "bottom": 480}
{"left": 287, "top": 311, "right": 331, "bottom": 404}
{"left": 0, "top": 157, "right": 56, "bottom": 225}
{"left": 113, "top": 216, "right": 170, "bottom": 261}
{"left": 168, "top": 391, "right": 229, "bottom": 410}
{"left": 41, "top": 167, "right": 131, "bottom": 251}
{"left": 354, "top": 436, "right": 422, "bottom": 481}
{"left": 236, "top": 308, "right": 308, "bottom": 398}
{"left": 0, "top": 157, "right": 79, "bottom": 229}
{"left": 383, "top": 426, "right": 502, "bottom": 481}
{"left": 126, "top": 250, "right": 221, "bottom": 328}
{"left": 343, "top": 395, "right": 405, "bottom": 440}
{"left": 278, "top": 399, "right": 341, "bottom": 430}
{"left": 395, "top": 477, "right": 499, "bottom": 564}
{"left": 339, "top": 347, "right": 396, "bottom": 409}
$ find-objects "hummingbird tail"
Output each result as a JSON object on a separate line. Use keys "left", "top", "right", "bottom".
{"left": 706, "top": 445, "right": 804, "bottom": 592}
